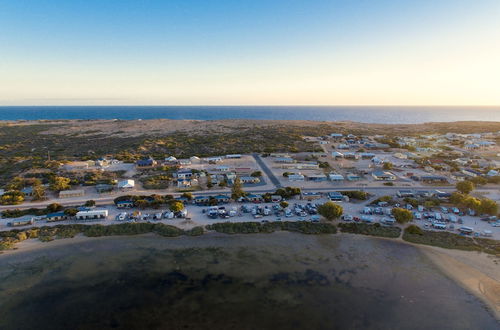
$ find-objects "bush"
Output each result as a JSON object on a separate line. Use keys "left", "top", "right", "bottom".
{"left": 405, "top": 225, "right": 423, "bottom": 235}
{"left": 340, "top": 191, "right": 369, "bottom": 200}
{"left": 339, "top": 223, "right": 401, "bottom": 238}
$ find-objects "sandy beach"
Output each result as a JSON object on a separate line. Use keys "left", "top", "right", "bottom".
{"left": 420, "top": 245, "right": 500, "bottom": 320}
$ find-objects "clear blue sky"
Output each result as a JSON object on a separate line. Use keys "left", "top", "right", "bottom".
{"left": 1, "top": 0, "right": 499, "bottom": 105}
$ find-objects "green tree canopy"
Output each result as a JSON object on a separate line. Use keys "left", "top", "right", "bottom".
{"left": 318, "top": 201, "right": 343, "bottom": 221}
{"left": 231, "top": 177, "right": 246, "bottom": 200}
{"left": 169, "top": 201, "right": 185, "bottom": 212}
{"left": 456, "top": 180, "right": 474, "bottom": 194}
{"left": 50, "top": 176, "right": 71, "bottom": 192}
{"left": 391, "top": 208, "right": 413, "bottom": 224}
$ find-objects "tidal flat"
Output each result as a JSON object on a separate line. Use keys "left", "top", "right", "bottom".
{"left": 0, "top": 233, "right": 498, "bottom": 330}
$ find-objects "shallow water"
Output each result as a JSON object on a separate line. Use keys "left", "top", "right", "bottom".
{"left": 0, "top": 233, "right": 497, "bottom": 330}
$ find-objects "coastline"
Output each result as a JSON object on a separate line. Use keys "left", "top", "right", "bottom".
{"left": 2, "top": 230, "right": 499, "bottom": 320}
{"left": 419, "top": 244, "right": 500, "bottom": 320}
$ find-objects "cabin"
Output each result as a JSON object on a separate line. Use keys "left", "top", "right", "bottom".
{"left": 194, "top": 196, "right": 210, "bottom": 205}
{"left": 117, "top": 179, "right": 135, "bottom": 189}
{"left": 59, "top": 189, "right": 85, "bottom": 199}
{"left": 372, "top": 171, "right": 396, "bottom": 181}
{"left": 328, "top": 192, "right": 344, "bottom": 201}
{"left": 246, "top": 194, "right": 264, "bottom": 203}
{"left": 136, "top": 157, "right": 157, "bottom": 168}
{"left": 46, "top": 212, "right": 68, "bottom": 222}
{"left": 75, "top": 209, "right": 108, "bottom": 221}
{"left": 116, "top": 201, "right": 134, "bottom": 208}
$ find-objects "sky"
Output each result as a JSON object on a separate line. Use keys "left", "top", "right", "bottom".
{"left": 0, "top": 0, "right": 499, "bottom": 106}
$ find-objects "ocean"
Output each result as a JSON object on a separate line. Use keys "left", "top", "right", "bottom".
{"left": 0, "top": 106, "right": 499, "bottom": 123}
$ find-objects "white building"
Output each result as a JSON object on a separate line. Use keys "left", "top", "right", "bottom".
{"left": 75, "top": 209, "right": 108, "bottom": 221}
{"left": 117, "top": 179, "right": 135, "bottom": 189}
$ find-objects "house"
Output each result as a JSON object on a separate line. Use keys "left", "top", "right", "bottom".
{"left": 327, "top": 192, "right": 344, "bottom": 201}
{"left": 301, "top": 192, "right": 322, "bottom": 200}
{"left": 346, "top": 173, "right": 361, "bottom": 181}
{"left": 306, "top": 173, "right": 327, "bottom": 182}
{"left": 372, "top": 171, "right": 396, "bottom": 181}
{"left": 21, "top": 186, "right": 34, "bottom": 197}
{"left": 215, "top": 165, "right": 230, "bottom": 172}
{"left": 343, "top": 152, "right": 359, "bottom": 160}
{"left": 190, "top": 156, "right": 201, "bottom": 164}
{"left": 246, "top": 194, "right": 264, "bottom": 203}
{"left": 451, "top": 172, "right": 467, "bottom": 181}
{"left": 96, "top": 184, "right": 114, "bottom": 193}
{"left": 397, "top": 190, "right": 414, "bottom": 198}
{"left": 234, "top": 167, "right": 253, "bottom": 175}
{"left": 176, "top": 169, "right": 193, "bottom": 179}
{"left": 393, "top": 152, "right": 408, "bottom": 159}
{"left": 487, "top": 169, "right": 499, "bottom": 177}
{"left": 117, "top": 179, "right": 135, "bottom": 189}
{"left": 330, "top": 133, "right": 343, "bottom": 139}
{"left": 464, "top": 144, "right": 480, "bottom": 150}
{"left": 177, "top": 179, "right": 193, "bottom": 188}
{"left": 360, "top": 152, "right": 376, "bottom": 159}
{"left": 46, "top": 212, "right": 68, "bottom": 222}
{"left": 280, "top": 163, "right": 320, "bottom": 170}
{"left": 462, "top": 169, "right": 482, "bottom": 178}
{"left": 288, "top": 174, "right": 305, "bottom": 181}
{"left": 337, "top": 144, "right": 350, "bottom": 149}
{"left": 420, "top": 175, "right": 448, "bottom": 183}
{"left": 205, "top": 156, "right": 223, "bottom": 163}
{"left": 136, "top": 157, "right": 157, "bottom": 168}
{"left": 165, "top": 156, "right": 178, "bottom": 163}
{"left": 178, "top": 159, "right": 192, "bottom": 166}
{"left": 331, "top": 151, "right": 344, "bottom": 159}
{"left": 240, "top": 176, "right": 260, "bottom": 184}
{"left": 214, "top": 195, "right": 230, "bottom": 203}
{"left": 116, "top": 201, "right": 134, "bottom": 208}
{"left": 194, "top": 196, "right": 210, "bottom": 205}
{"left": 75, "top": 209, "right": 108, "bottom": 221}
{"left": 59, "top": 189, "right": 85, "bottom": 198}
{"left": 275, "top": 157, "right": 295, "bottom": 163}
{"left": 328, "top": 173, "right": 344, "bottom": 181}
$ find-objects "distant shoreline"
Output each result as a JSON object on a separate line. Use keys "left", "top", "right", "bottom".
{"left": 1, "top": 105, "right": 500, "bottom": 124}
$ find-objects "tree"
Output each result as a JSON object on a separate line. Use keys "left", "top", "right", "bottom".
{"left": 317, "top": 201, "right": 343, "bottom": 221}
{"left": 169, "top": 201, "right": 184, "bottom": 212}
{"left": 135, "top": 199, "right": 150, "bottom": 209}
{"left": 279, "top": 201, "right": 289, "bottom": 209}
{"left": 7, "top": 177, "right": 25, "bottom": 191}
{"left": 479, "top": 198, "right": 498, "bottom": 215}
{"left": 383, "top": 162, "right": 393, "bottom": 170}
{"left": 206, "top": 174, "right": 213, "bottom": 189}
{"left": 391, "top": 208, "right": 413, "bottom": 224}
{"left": 464, "top": 196, "right": 481, "bottom": 211}
{"left": 0, "top": 191, "right": 25, "bottom": 205}
{"left": 64, "top": 208, "right": 78, "bottom": 216}
{"left": 231, "top": 177, "right": 246, "bottom": 200}
{"left": 31, "top": 185, "right": 46, "bottom": 201}
{"left": 46, "top": 203, "right": 63, "bottom": 213}
{"left": 251, "top": 171, "right": 262, "bottom": 177}
{"left": 456, "top": 180, "right": 474, "bottom": 194}
{"left": 181, "top": 192, "right": 193, "bottom": 201}
{"left": 450, "top": 192, "right": 466, "bottom": 205}
{"left": 84, "top": 200, "right": 96, "bottom": 207}
{"left": 50, "top": 176, "right": 71, "bottom": 192}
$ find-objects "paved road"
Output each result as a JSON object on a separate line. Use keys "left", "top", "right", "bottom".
{"left": 252, "top": 153, "right": 282, "bottom": 188}
{"left": 2, "top": 185, "right": 496, "bottom": 211}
